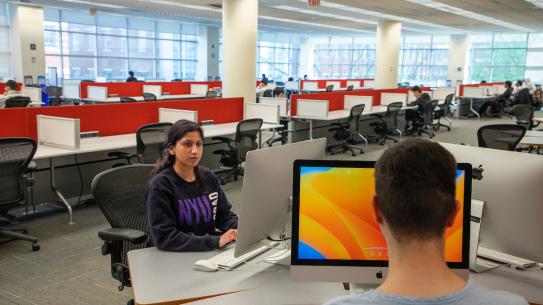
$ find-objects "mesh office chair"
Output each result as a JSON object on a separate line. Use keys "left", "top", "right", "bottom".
{"left": 477, "top": 124, "right": 526, "bottom": 151}
{"left": 212, "top": 119, "right": 263, "bottom": 185}
{"left": 205, "top": 91, "right": 217, "bottom": 98}
{"left": 433, "top": 94, "right": 454, "bottom": 131}
{"left": 512, "top": 104, "right": 536, "bottom": 130}
{"left": 346, "top": 85, "right": 354, "bottom": 91}
{"left": 262, "top": 89, "right": 273, "bottom": 98}
{"left": 142, "top": 93, "right": 157, "bottom": 101}
{"left": 517, "top": 88, "right": 532, "bottom": 105}
{"left": 412, "top": 100, "right": 437, "bottom": 138}
{"left": 326, "top": 85, "right": 334, "bottom": 92}
{"left": 5, "top": 96, "right": 31, "bottom": 108}
{"left": 371, "top": 102, "right": 403, "bottom": 145}
{"left": 171, "top": 78, "right": 182, "bottom": 82}
{"left": 326, "top": 104, "right": 368, "bottom": 156}
{"left": 93, "top": 164, "right": 153, "bottom": 305}
{"left": 120, "top": 97, "right": 138, "bottom": 103}
{"left": 0, "top": 138, "right": 39, "bottom": 251}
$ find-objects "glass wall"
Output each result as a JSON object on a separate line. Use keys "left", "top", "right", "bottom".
{"left": 0, "top": 2, "right": 11, "bottom": 79}
{"left": 313, "top": 36, "right": 376, "bottom": 79}
{"left": 44, "top": 8, "right": 199, "bottom": 81}
{"left": 398, "top": 35, "right": 449, "bottom": 86}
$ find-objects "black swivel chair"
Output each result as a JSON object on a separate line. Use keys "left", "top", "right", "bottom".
{"left": 433, "top": 93, "right": 454, "bottom": 131}
{"left": 0, "top": 138, "right": 39, "bottom": 251}
{"left": 477, "top": 124, "right": 526, "bottom": 151}
{"left": 517, "top": 88, "right": 532, "bottom": 105}
{"left": 206, "top": 91, "right": 217, "bottom": 98}
{"left": 370, "top": 102, "right": 403, "bottom": 145}
{"left": 143, "top": 93, "right": 157, "bottom": 101}
{"left": 262, "top": 89, "right": 273, "bottom": 98}
{"left": 346, "top": 85, "right": 354, "bottom": 91}
{"left": 212, "top": 119, "right": 263, "bottom": 185}
{"left": 5, "top": 96, "right": 31, "bottom": 108}
{"left": 512, "top": 104, "right": 537, "bottom": 131}
{"left": 120, "top": 97, "right": 138, "bottom": 103}
{"left": 326, "top": 104, "right": 368, "bottom": 156}
{"left": 93, "top": 164, "right": 153, "bottom": 305}
{"left": 326, "top": 85, "right": 334, "bottom": 92}
{"left": 171, "top": 78, "right": 182, "bottom": 82}
{"left": 411, "top": 100, "right": 437, "bottom": 138}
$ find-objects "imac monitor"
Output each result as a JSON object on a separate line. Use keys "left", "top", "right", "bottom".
{"left": 234, "top": 138, "right": 327, "bottom": 258}
{"left": 291, "top": 160, "right": 472, "bottom": 284}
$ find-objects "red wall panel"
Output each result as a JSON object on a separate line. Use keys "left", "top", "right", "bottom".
{"left": 0, "top": 108, "right": 28, "bottom": 138}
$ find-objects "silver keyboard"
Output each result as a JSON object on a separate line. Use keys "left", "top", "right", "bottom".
{"left": 207, "top": 241, "right": 278, "bottom": 270}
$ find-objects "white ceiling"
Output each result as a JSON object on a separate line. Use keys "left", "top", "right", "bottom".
{"left": 13, "top": 0, "right": 543, "bottom": 35}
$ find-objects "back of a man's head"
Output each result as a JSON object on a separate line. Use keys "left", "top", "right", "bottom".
{"left": 375, "top": 139, "right": 457, "bottom": 242}
{"left": 6, "top": 80, "right": 17, "bottom": 90}
{"left": 410, "top": 86, "right": 421, "bottom": 93}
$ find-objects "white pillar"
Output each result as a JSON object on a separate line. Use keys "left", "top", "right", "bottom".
{"left": 299, "top": 36, "right": 314, "bottom": 79}
{"left": 10, "top": 5, "right": 45, "bottom": 82}
{"left": 447, "top": 34, "right": 469, "bottom": 86}
{"left": 222, "top": 0, "right": 258, "bottom": 105}
{"left": 375, "top": 21, "right": 401, "bottom": 89}
{"left": 207, "top": 26, "right": 220, "bottom": 80}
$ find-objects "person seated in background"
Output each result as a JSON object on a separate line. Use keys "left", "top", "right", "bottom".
{"left": 480, "top": 80, "right": 488, "bottom": 84}
{"left": 261, "top": 74, "right": 269, "bottom": 83}
{"left": 0, "top": 80, "right": 22, "bottom": 108}
{"left": 146, "top": 120, "right": 238, "bottom": 251}
{"left": 325, "top": 139, "right": 528, "bottom": 305}
{"left": 404, "top": 86, "right": 431, "bottom": 134}
{"left": 479, "top": 81, "right": 513, "bottom": 116}
{"left": 288, "top": 77, "right": 294, "bottom": 82}
{"left": 256, "top": 80, "right": 269, "bottom": 97}
{"left": 524, "top": 78, "right": 536, "bottom": 94}
{"left": 510, "top": 80, "right": 524, "bottom": 106}
{"left": 273, "top": 87, "right": 285, "bottom": 98}
{"left": 207, "top": 75, "right": 213, "bottom": 81}
{"left": 126, "top": 71, "right": 138, "bottom": 82}
{"left": 303, "top": 74, "right": 309, "bottom": 80}
{"left": 215, "top": 76, "right": 221, "bottom": 81}
{"left": 532, "top": 84, "right": 542, "bottom": 109}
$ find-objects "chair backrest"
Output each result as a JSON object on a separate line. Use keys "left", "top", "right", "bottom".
{"left": 348, "top": 104, "right": 365, "bottom": 130}
{"left": 442, "top": 93, "right": 455, "bottom": 116}
{"left": 136, "top": 122, "right": 173, "bottom": 164}
{"left": 205, "top": 91, "right": 217, "bottom": 98}
{"left": 5, "top": 96, "right": 31, "bottom": 108}
{"left": 262, "top": 89, "right": 273, "bottom": 97}
{"left": 91, "top": 164, "right": 154, "bottom": 265}
{"left": 143, "top": 92, "right": 157, "bottom": 101}
{"left": 235, "top": 118, "right": 263, "bottom": 162}
{"left": 512, "top": 104, "right": 534, "bottom": 130}
{"left": 346, "top": 85, "right": 354, "bottom": 91}
{"left": 326, "top": 85, "right": 334, "bottom": 92}
{"left": 518, "top": 88, "right": 532, "bottom": 105}
{"left": 385, "top": 102, "right": 403, "bottom": 128}
{"left": 477, "top": 124, "right": 526, "bottom": 151}
{"left": 424, "top": 100, "right": 438, "bottom": 125}
{"left": 120, "top": 97, "right": 137, "bottom": 103}
{"left": 0, "top": 138, "right": 36, "bottom": 208}
{"left": 171, "top": 79, "right": 182, "bottom": 82}
{"left": 46, "top": 86, "right": 62, "bottom": 97}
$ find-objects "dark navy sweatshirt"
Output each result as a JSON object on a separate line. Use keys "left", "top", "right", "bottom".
{"left": 146, "top": 166, "right": 238, "bottom": 251}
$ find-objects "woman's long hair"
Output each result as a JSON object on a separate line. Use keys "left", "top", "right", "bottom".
{"left": 151, "top": 119, "right": 206, "bottom": 190}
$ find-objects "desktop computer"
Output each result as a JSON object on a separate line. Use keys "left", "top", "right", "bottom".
{"left": 290, "top": 160, "right": 472, "bottom": 284}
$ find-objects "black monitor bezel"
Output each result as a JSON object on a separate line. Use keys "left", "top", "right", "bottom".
{"left": 291, "top": 159, "right": 472, "bottom": 269}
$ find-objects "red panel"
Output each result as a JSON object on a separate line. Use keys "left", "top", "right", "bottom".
{"left": 0, "top": 108, "right": 29, "bottom": 138}
{"left": 155, "top": 98, "right": 243, "bottom": 124}
{"left": 81, "top": 81, "right": 224, "bottom": 98}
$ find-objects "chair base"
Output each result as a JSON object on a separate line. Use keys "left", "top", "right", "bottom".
{"left": 0, "top": 227, "right": 40, "bottom": 251}
{"left": 213, "top": 167, "right": 244, "bottom": 185}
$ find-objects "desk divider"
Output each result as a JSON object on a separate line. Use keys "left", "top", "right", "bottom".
{"left": 259, "top": 97, "right": 288, "bottom": 116}
{"left": 190, "top": 84, "right": 208, "bottom": 95}
{"left": 245, "top": 103, "right": 280, "bottom": 124}
{"left": 143, "top": 85, "right": 162, "bottom": 97}
{"left": 344, "top": 95, "right": 372, "bottom": 111}
{"left": 364, "top": 80, "right": 375, "bottom": 88}
{"left": 87, "top": 86, "right": 108, "bottom": 100}
{"left": 381, "top": 93, "right": 407, "bottom": 106}
{"left": 159, "top": 108, "right": 198, "bottom": 123}
{"left": 432, "top": 88, "right": 456, "bottom": 101}
{"left": 297, "top": 99, "right": 329, "bottom": 118}
{"left": 462, "top": 87, "right": 485, "bottom": 98}
{"left": 37, "top": 115, "right": 80, "bottom": 149}
{"left": 63, "top": 80, "right": 81, "bottom": 99}
{"left": 303, "top": 81, "right": 319, "bottom": 90}
{"left": 21, "top": 87, "right": 42, "bottom": 102}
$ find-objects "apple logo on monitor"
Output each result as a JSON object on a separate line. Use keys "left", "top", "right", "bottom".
{"left": 376, "top": 271, "right": 383, "bottom": 279}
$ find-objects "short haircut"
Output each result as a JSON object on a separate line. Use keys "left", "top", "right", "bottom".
{"left": 410, "top": 86, "right": 421, "bottom": 93}
{"left": 273, "top": 87, "right": 284, "bottom": 97}
{"left": 261, "top": 80, "right": 268, "bottom": 85}
{"left": 129, "top": 71, "right": 134, "bottom": 76}
{"left": 5, "top": 80, "right": 17, "bottom": 90}
{"left": 516, "top": 80, "right": 523, "bottom": 86}
{"left": 505, "top": 81, "right": 512, "bottom": 87}
{"left": 374, "top": 138, "right": 457, "bottom": 242}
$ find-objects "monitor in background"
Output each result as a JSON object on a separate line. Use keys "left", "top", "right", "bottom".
{"left": 285, "top": 81, "right": 299, "bottom": 90}
{"left": 290, "top": 160, "right": 471, "bottom": 284}
{"left": 234, "top": 138, "right": 327, "bottom": 258}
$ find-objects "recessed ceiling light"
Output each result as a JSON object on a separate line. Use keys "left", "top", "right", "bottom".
{"left": 58, "top": 0, "right": 128, "bottom": 9}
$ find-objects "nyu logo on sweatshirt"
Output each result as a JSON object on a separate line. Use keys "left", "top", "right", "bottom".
{"left": 177, "top": 192, "right": 218, "bottom": 226}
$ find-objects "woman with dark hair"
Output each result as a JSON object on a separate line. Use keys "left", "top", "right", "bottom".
{"left": 146, "top": 120, "right": 238, "bottom": 251}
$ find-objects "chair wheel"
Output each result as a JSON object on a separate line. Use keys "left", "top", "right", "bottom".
{"left": 127, "top": 300, "right": 135, "bottom": 305}
{"left": 32, "top": 243, "right": 40, "bottom": 251}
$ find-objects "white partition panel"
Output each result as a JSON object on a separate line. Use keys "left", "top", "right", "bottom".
{"left": 259, "top": 97, "right": 288, "bottom": 116}
{"left": 364, "top": 80, "right": 375, "bottom": 88}
{"left": 143, "top": 85, "right": 162, "bottom": 97}
{"left": 492, "top": 84, "right": 503, "bottom": 94}
{"left": 245, "top": 103, "right": 280, "bottom": 124}
{"left": 285, "top": 81, "right": 299, "bottom": 90}
{"left": 326, "top": 81, "right": 341, "bottom": 90}
{"left": 190, "top": 84, "right": 208, "bottom": 95}
{"left": 87, "top": 86, "right": 108, "bottom": 100}
{"left": 37, "top": 115, "right": 80, "bottom": 149}
{"left": 62, "top": 80, "right": 81, "bottom": 99}
{"left": 21, "top": 87, "right": 42, "bottom": 102}
{"left": 346, "top": 80, "right": 361, "bottom": 89}
{"left": 432, "top": 87, "right": 456, "bottom": 101}
{"left": 380, "top": 93, "right": 407, "bottom": 106}
{"left": 303, "top": 81, "right": 318, "bottom": 90}
{"left": 463, "top": 87, "right": 485, "bottom": 98}
{"left": 482, "top": 86, "right": 500, "bottom": 96}
{"left": 297, "top": 99, "right": 329, "bottom": 118}
{"left": 344, "top": 95, "right": 372, "bottom": 111}
{"left": 159, "top": 108, "right": 198, "bottom": 123}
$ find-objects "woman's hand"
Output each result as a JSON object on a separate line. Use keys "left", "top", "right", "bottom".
{"left": 219, "top": 229, "right": 237, "bottom": 248}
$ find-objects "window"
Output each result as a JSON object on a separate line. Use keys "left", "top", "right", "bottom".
{"left": 313, "top": 36, "right": 376, "bottom": 79}
{"left": 398, "top": 35, "right": 449, "bottom": 87}
{"left": 44, "top": 8, "right": 199, "bottom": 82}
{"left": 0, "top": 2, "right": 11, "bottom": 79}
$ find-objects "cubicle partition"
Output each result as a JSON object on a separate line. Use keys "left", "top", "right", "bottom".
{"left": 300, "top": 79, "right": 373, "bottom": 90}
{"left": 459, "top": 82, "right": 504, "bottom": 96}
{"left": 79, "top": 81, "right": 222, "bottom": 98}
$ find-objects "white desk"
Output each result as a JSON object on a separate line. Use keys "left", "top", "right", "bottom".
{"left": 127, "top": 247, "right": 543, "bottom": 305}
{"left": 82, "top": 94, "right": 206, "bottom": 103}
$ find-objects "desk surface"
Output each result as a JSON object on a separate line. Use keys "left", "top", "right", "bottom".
{"left": 291, "top": 105, "right": 415, "bottom": 121}
{"left": 128, "top": 247, "right": 543, "bottom": 305}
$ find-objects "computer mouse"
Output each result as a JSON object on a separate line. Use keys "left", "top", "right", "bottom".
{"left": 193, "top": 260, "right": 219, "bottom": 272}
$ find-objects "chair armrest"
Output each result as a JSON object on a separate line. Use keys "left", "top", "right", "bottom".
{"left": 98, "top": 228, "right": 146, "bottom": 244}
{"left": 370, "top": 113, "right": 384, "bottom": 119}
{"left": 27, "top": 161, "right": 37, "bottom": 171}
{"left": 211, "top": 136, "right": 233, "bottom": 143}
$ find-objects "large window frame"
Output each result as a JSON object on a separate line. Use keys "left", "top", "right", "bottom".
{"left": 0, "top": 2, "right": 11, "bottom": 79}
{"left": 398, "top": 35, "right": 449, "bottom": 87}
{"left": 313, "top": 36, "right": 376, "bottom": 79}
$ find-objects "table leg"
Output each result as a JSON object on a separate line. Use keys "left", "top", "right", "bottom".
{"left": 49, "top": 158, "right": 74, "bottom": 225}
{"left": 309, "top": 120, "right": 313, "bottom": 140}
{"left": 470, "top": 98, "right": 480, "bottom": 119}
{"left": 258, "top": 130, "right": 262, "bottom": 148}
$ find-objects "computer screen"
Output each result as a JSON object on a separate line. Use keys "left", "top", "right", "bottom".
{"left": 292, "top": 160, "right": 471, "bottom": 269}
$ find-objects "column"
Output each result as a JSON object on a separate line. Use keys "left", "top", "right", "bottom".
{"left": 375, "top": 21, "right": 401, "bottom": 89}
{"left": 207, "top": 26, "right": 220, "bottom": 80}
{"left": 447, "top": 34, "right": 469, "bottom": 86}
{"left": 222, "top": 0, "right": 258, "bottom": 105}
{"left": 10, "top": 5, "right": 46, "bottom": 82}
{"left": 299, "top": 37, "right": 314, "bottom": 79}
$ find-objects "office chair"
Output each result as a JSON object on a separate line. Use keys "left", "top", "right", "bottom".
{"left": 120, "top": 97, "right": 137, "bottom": 103}
{"left": 143, "top": 93, "right": 157, "bottom": 101}
{"left": 433, "top": 94, "right": 453, "bottom": 131}
{"left": 262, "top": 89, "right": 273, "bottom": 98}
{"left": 5, "top": 96, "right": 31, "bottom": 108}
{"left": 411, "top": 100, "right": 437, "bottom": 138}
{"left": 326, "top": 85, "right": 334, "bottom": 92}
{"left": 477, "top": 124, "right": 526, "bottom": 151}
{"left": 370, "top": 102, "right": 403, "bottom": 145}
{"left": 92, "top": 164, "right": 153, "bottom": 305}
{"left": 264, "top": 124, "right": 288, "bottom": 147}
{"left": 517, "top": 88, "right": 532, "bottom": 105}
{"left": 212, "top": 119, "right": 263, "bottom": 185}
{"left": 346, "top": 85, "right": 354, "bottom": 91}
{"left": 108, "top": 122, "right": 172, "bottom": 166}
{"left": 171, "top": 78, "right": 182, "bottom": 82}
{"left": 0, "top": 138, "right": 39, "bottom": 251}
{"left": 512, "top": 104, "right": 536, "bottom": 130}
{"left": 326, "top": 104, "right": 368, "bottom": 156}
{"left": 205, "top": 91, "right": 217, "bottom": 98}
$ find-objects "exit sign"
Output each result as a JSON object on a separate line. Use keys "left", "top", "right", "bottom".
{"left": 308, "top": 0, "right": 320, "bottom": 7}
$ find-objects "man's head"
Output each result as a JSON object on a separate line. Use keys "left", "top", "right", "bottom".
{"left": 410, "top": 86, "right": 422, "bottom": 98}
{"left": 505, "top": 81, "right": 512, "bottom": 88}
{"left": 373, "top": 139, "right": 459, "bottom": 245}
{"left": 5, "top": 80, "right": 17, "bottom": 92}
{"left": 129, "top": 71, "right": 134, "bottom": 77}
{"left": 273, "top": 87, "right": 284, "bottom": 98}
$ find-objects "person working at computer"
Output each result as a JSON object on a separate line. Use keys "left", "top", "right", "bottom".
{"left": 256, "top": 80, "right": 269, "bottom": 97}
{"left": 261, "top": 74, "right": 269, "bottom": 83}
{"left": 325, "top": 139, "right": 528, "bottom": 305}
{"left": 479, "top": 81, "right": 513, "bottom": 116}
{"left": 0, "top": 80, "right": 21, "bottom": 108}
{"left": 404, "top": 86, "right": 431, "bottom": 134}
{"left": 146, "top": 120, "right": 238, "bottom": 252}
{"left": 126, "top": 71, "right": 138, "bottom": 82}
{"left": 273, "top": 87, "right": 285, "bottom": 98}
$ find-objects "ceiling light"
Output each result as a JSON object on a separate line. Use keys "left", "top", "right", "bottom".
{"left": 133, "top": 0, "right": 221, "bottom": 12}
{"left": 273, "top": 5, "right": 376, "bottom": 26}
{"left": 260, "top": 15, "right": 372, "bottom": 33}
{"left": 58, "top": 0, "right": 128, "bottom": 9}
